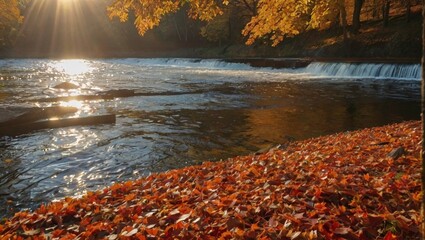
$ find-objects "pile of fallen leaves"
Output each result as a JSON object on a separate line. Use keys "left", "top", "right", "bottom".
{"left": 0, "top": 121, "right": 421, "bottom": 239}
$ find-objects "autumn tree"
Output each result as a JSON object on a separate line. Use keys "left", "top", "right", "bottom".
{"left": 200, "top": 0, "right": 259, "bottom": 44}
{"left": 241, "top": 0, "right": 349, "bottom": 46}
{"left": 382, "top": 0, "right": 391, "bottom": 26}
{"left": 107, "top": 0, "right": 227, "bottom": 36}
{"left": 107, "top": 0, "right": 353, "bottom": 47}
{"left": 200, "top": 11, "right": 230, "bottom": 45}
{"left": 241, "top": 0, "right": 308, "bottom": 46}
{"left": 0, "top": 0, "right": 23, "bottom": 48}
{"left": 154, "top": 7, "right": 204, "bottom": 44}
{"left": 352, "top": 0, "right": 364, "bottom": 32}
{"left": 108, "top": 0, "right": 424, "bottom": 48}
{"left": 226, "top": 0, "right": 259, "bottom": 42}
{"left": 369, "top": 0, "right": 419, "bottom": 27}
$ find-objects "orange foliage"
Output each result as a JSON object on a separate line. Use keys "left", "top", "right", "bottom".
{"left": 107, "top": 0, "right": 346, "bottom": 46}
{"left": 0, "top": 0, "right": 22, "bottom": 45}
{"left": 0, "top": 0, "right": 22, "bottom": 27}
{"left": 107, "top": 0, "right": 226, "bottom": 36}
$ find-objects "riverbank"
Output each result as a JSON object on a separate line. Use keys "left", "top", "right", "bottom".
{"left": 0, "top": 121, "right": 421, "bottom": 239}
{"left": 173, "top": 11, "right": 422, "bottom": 60}
{"left": 99, "top": 10, "right": 411, "bottom": 60}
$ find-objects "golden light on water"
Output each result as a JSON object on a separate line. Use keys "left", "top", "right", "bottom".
{"left": 49, "top": 59, "right": 94, "bottom": 103}
{"left": 52, "top": 59, "right": 92, "bottom": 76}
{"left": 59, "top": 100, "right": 83, "bottom": 108}
{"left": 57, "top": 127, "right": 103, "bottom": 197}
{"left": 58, "top": 99, "right": 95, "bottom": 117}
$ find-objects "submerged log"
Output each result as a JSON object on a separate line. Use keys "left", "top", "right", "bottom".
{"left": 103, "top": 89, "right": 136, "bottom": 97}
{"left": 53, "top": 82, "right": 79, "bottom": 89}
{"left": 0, "top": 106, "right": 78, "bottom": 127}
{"left": 0, "top": 108, "right": 31, "bottom": 123}
{"left": 35, "top": 89, "right": 136, "bottom": 102}
{"left": 34, "top": 89, "right": 207, "bottom": 103}
{"left": 0, "top": 114, "right": 116, "bottom": 136}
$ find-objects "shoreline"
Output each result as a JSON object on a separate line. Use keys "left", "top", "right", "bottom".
{"left": 0, "top": 120, "right": 421, "bottom": 238}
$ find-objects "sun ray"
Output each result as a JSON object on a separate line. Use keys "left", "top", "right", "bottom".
{"left": 20, "top": 0, "right": 125, "bottom": 57}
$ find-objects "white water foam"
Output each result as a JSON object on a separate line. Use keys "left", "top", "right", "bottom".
{"left": 305, "top": 62, "right": 421, "bottom": 80}
{"left": 109, "top": 58, "right": 254, "bottom": 70}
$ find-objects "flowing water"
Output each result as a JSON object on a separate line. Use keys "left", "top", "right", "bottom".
{"left": 0, "top": 58, "right": 420, "bottom": 217}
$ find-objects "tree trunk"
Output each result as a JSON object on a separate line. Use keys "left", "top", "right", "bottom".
{"left": 352, "top": 0, "right": 364, "bottom": 33}
{"left": 405, "top": 0, "right": 411, "bottom": 22}
{"left": 172, "top": 17, "right": 182, "bottom": 41}
{"left": 372, "top": 0, "right": 379, "bottom": 19}
{"left": 338, "top": 0, "right": 348, "bottom": 42}
{"left": 382, "top": 0, "right": 391, "bottom": 27}
{"left": 421, "top": 0, "right": 425, "bottom": 238}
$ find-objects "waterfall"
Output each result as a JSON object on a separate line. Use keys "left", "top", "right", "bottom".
{"left": 306, "top": 62, "right": 421, "bottom": 80}
{"left": 109, "top": 58, "right": 421, "bottom": 80}
{"left": 114, "top": 58, "right": 253, "bottom": 70}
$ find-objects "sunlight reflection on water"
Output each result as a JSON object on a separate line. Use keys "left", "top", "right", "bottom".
{"left": 50, "top": 59, "right": 93, "bottom": 76}
{"left": 53, "top": 128, "right": 102, "bottom": 155}
{"left": 43, "top": 59, "right": 102, "bottom": 99}
{"left": 60, "top": 100, "right": 83, "bottom": 108}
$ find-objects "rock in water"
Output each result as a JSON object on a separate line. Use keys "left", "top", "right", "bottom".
{"left": 53, "top": 82, "right": 79, "bottom": 89}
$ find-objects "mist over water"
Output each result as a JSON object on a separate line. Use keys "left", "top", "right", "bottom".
{"left": 0, "top": 58, "right": 420, "bottom": 217}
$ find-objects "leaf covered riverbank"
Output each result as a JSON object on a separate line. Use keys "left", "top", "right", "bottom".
{"left": 0, "top": 121, "right": 422, "bottom": 239}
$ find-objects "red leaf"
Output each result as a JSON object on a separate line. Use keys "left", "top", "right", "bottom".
{"left": 383, "top": 232, "right": 397, "bottom": 240}
{"left": 146, "top": 228, "right": 159, "bottom": 237}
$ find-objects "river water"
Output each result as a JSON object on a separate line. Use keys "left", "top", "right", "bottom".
{"left": 0, "top": 58, "right": 420, "bottom": 217}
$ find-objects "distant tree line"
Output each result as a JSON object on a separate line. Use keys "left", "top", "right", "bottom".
{"left": 0, "top": 0, "right": 421, "bottom": 54}
{"left": 108, "top": 0, "right": 422, "bottom": 47}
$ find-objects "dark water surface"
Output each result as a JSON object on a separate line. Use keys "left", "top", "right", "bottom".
{"left": 0, "top": 58, "right": 420, "bottom": 217}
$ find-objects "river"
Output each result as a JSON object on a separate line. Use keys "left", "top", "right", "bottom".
{"left": 0, "top": 58, "right": 420, "bottom": 217}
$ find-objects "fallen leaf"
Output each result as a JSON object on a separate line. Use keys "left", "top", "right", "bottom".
{"left": 176, "top": 212, "right": 191, "bottom": 223}
{"left": 122, "top": 228, "right": 138, "bottom": 237}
